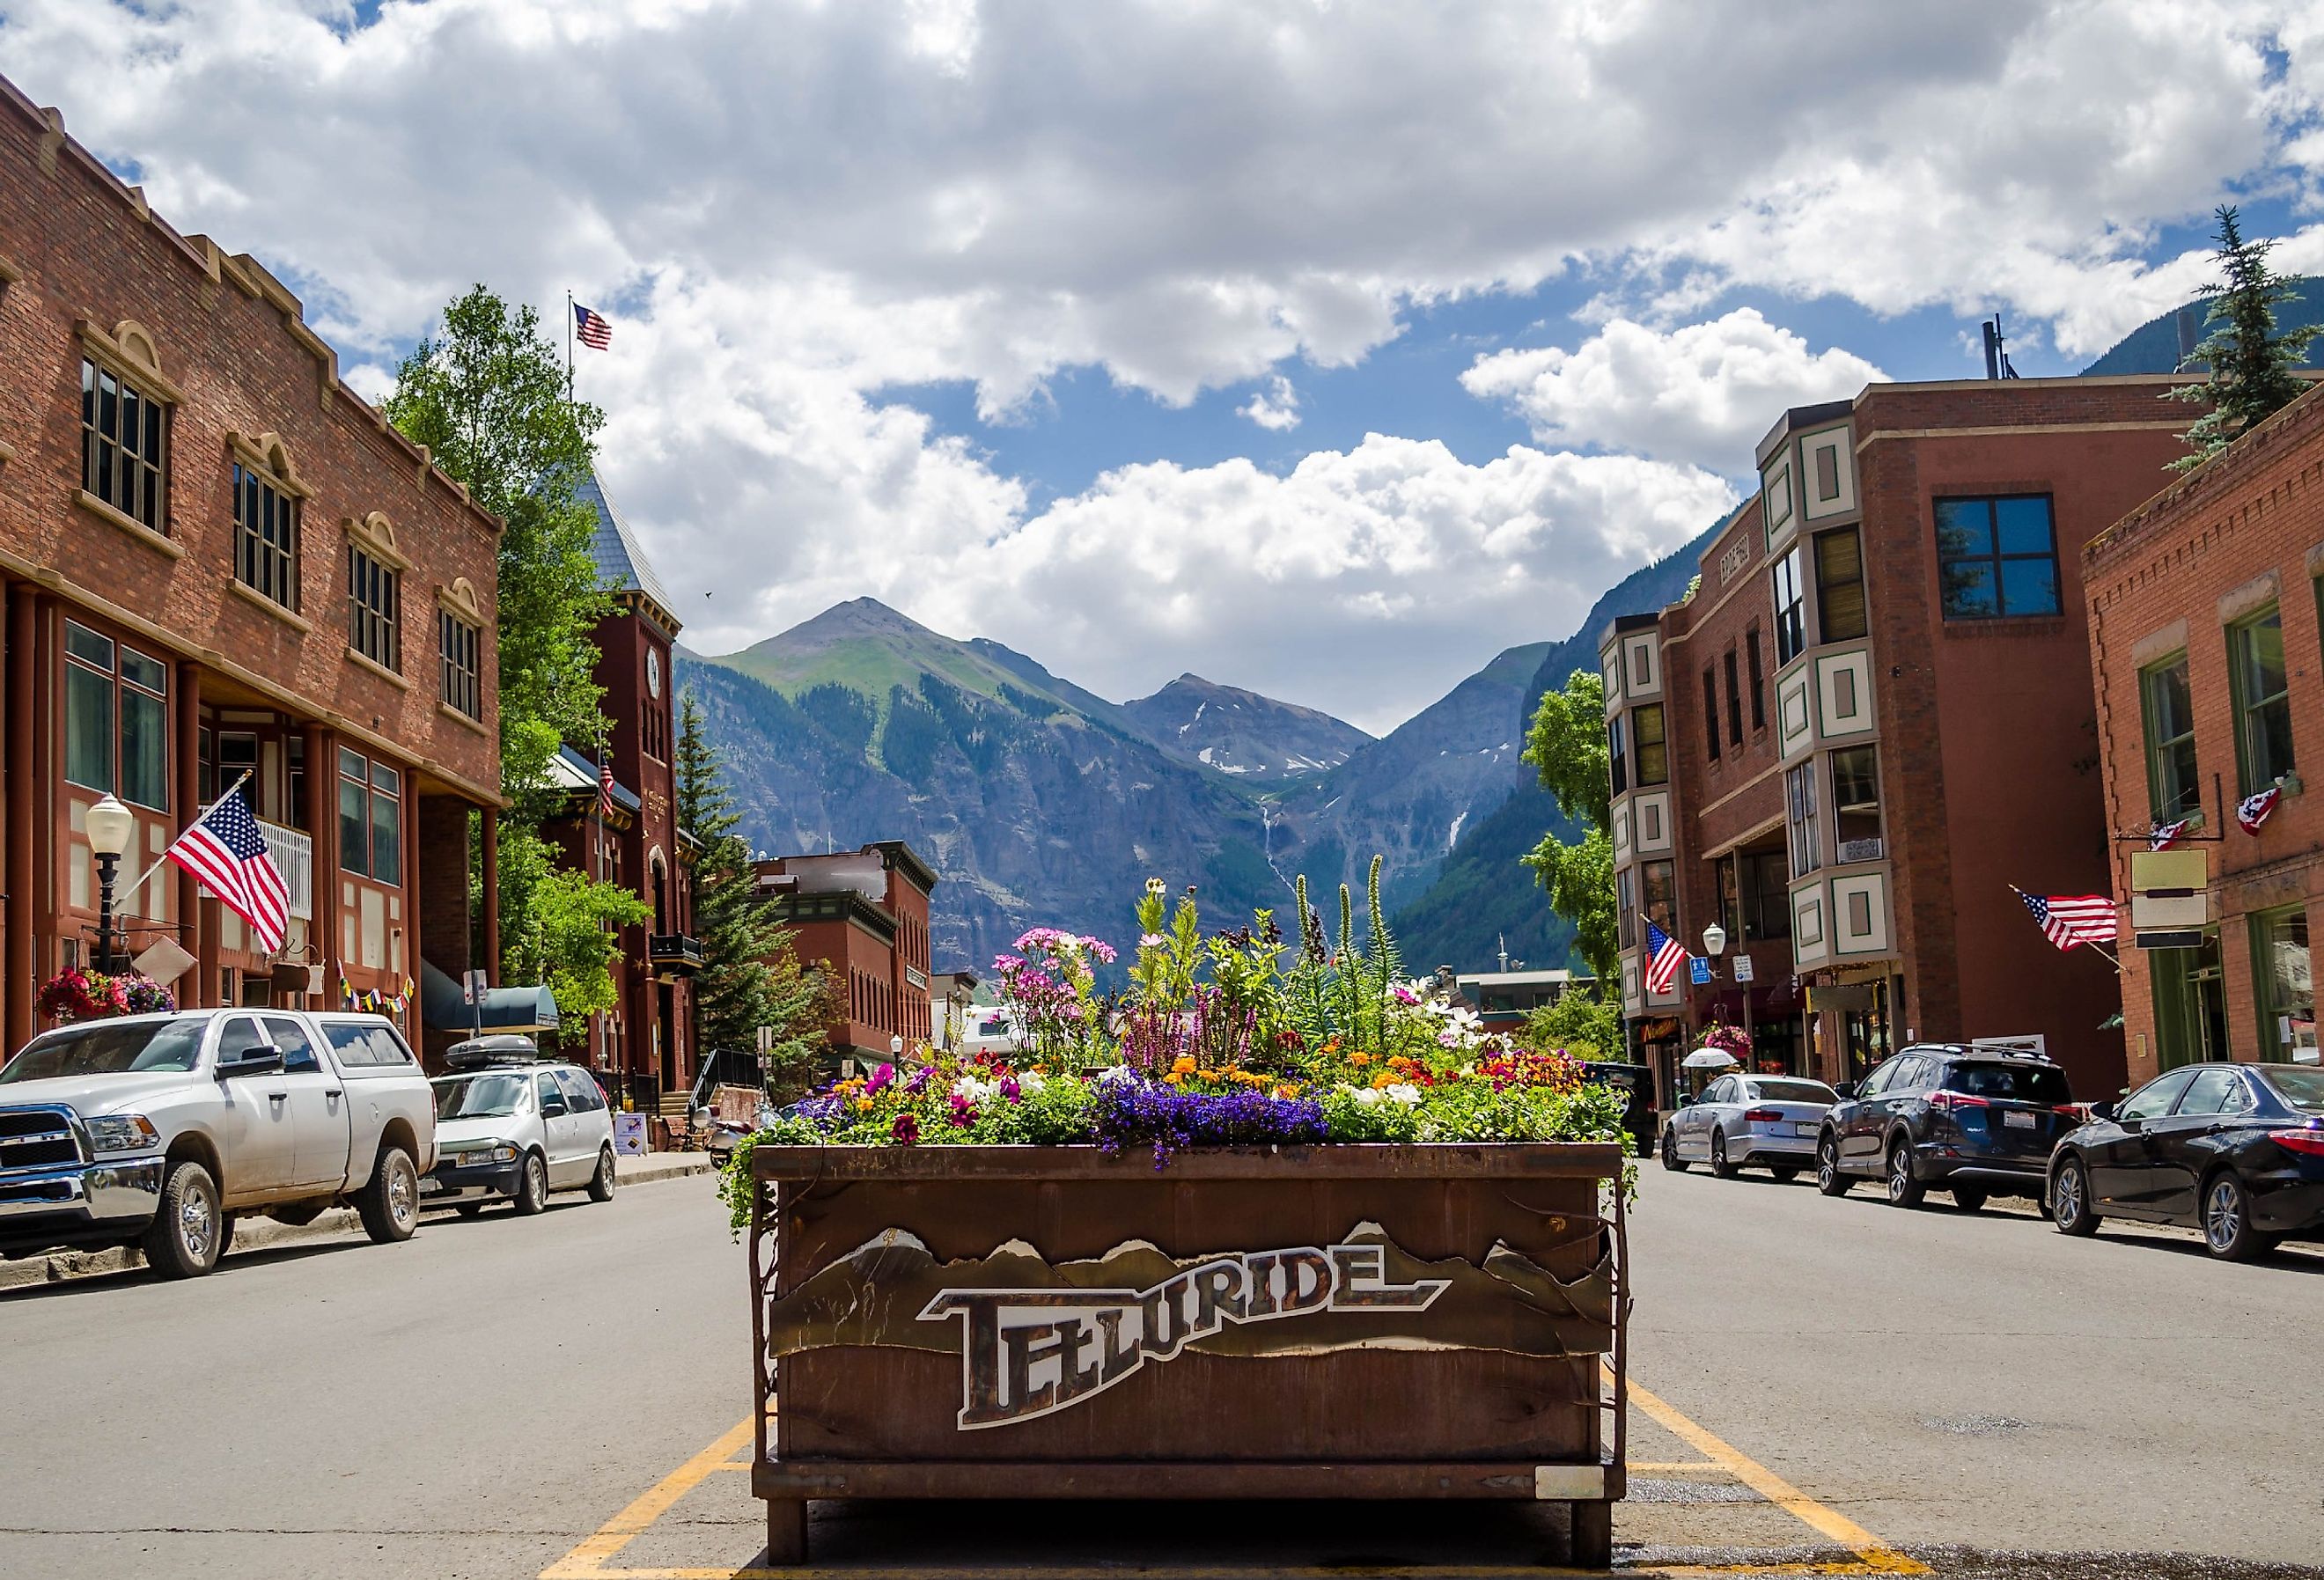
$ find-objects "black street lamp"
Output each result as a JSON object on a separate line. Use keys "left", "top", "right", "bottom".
{"left": 86, "top": 794, "right": 136, "bottom": 975}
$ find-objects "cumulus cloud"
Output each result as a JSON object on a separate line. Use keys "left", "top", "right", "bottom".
{"left": 1237, "top": 375, "right": 1303, "bottom": 432}
{"left": 1462, "top": 310, "right": 1886, "bottom": 474}
{"left": 3, "top": 0, "right": 2317, "bottom": 723}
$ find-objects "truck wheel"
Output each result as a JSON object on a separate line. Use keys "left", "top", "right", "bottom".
{"left": 587, "top": 1146, "right": 617, "bottom": 1203}
{"left": 512, "top": 1152, "right": 549, "bottom": 1216}
{"left": 143, "top": 1158, "right": 224, "bottom": 1279}
{"left": 357, "top": 1145, "right": 420, "bottom": 1244}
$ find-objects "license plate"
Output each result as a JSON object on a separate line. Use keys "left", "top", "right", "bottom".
{"left": 2003, "top": 1110, "right": 2036, "bottom": 1129}
{"left": 1792, "top": 1122, "right": 1818, "bottom": 1136}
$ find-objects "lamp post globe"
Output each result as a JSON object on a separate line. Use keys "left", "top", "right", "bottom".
{"left": 85, "top": 794, "right": 136, "bottom": 975}
{"left": 1700, "top": 922, "right": 1727, "bottom": 959}
{"left": 889, "top": 1033, "right": 905, "bottom": 1058}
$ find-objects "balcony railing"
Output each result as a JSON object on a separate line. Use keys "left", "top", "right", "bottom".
{"left": 257, "top": 818, "right": 313, "bottom": 920}
{"left": 649, "top": 933, "right": 704, "bottom": 975}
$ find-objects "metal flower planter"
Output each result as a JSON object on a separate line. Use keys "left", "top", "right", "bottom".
{"left": 746, "top": 1142, "right": 1631, "bottom": 1567}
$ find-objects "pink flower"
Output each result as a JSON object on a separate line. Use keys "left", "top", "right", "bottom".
{"left": 1139, "top": 933, "right": 1167, "bottom": 949}
{"left": 865, "top": 1062, "right": 896, "bottom": 1094}
{"left": 890, "top": 1113, "right": 920, "bottom": 1145}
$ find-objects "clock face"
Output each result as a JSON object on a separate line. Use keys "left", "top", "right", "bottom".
{"left": 646, "top": 650, "right": 662, "bottom": 698}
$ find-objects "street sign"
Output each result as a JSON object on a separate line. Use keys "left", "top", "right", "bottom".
{"left": 757, "top": 1025, "right": 775, "bottom": 1055}
{"left": 1732, "top": 954, "right": 1755, "bottom": 983}
{"left": 1689, "top": 957, "right": 1711, "bottom": 985}
{"left": 461, "top": 968, "right": 487, "bottom": 1006}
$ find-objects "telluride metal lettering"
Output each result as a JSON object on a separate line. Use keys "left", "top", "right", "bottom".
{"left": 919, "top": 1242, "right": 1448, "bottom": 1428}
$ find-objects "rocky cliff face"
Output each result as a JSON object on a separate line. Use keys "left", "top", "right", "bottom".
{"left": 686, "top": 518, "right": 1724, "bottom": 976}
{"left": 1122, "top": 673, "right": 1371, "bottom": 781}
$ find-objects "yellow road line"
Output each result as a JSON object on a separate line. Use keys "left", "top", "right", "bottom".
{"left": 541, "top": 1418, "right": 756, "bottom": 1579}
{"left": 1620, "top": 1374, "right": 1926, "bottom": 1576}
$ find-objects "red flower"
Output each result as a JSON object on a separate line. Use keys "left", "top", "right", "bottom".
{"left": 890, "top": 1113, "right": 921, "bottom": 1146}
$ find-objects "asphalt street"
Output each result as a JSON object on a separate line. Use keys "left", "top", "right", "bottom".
{"left": 1, "top": 1164, "right": 2320, "bottom": 1578}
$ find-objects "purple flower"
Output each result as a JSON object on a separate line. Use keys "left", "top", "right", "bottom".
{"left": 1000, "top": 1075, "right": 1022, "bottom": 1103}
{"left": 890, "top": 1113, "right": 920, "bottom": 1146}
{"left": 865, "top": 1062, "right": 896, "bottom": 1094}
{"left": 1092, "top": 1077, "right": 1326, "bottom": 1169}
{"left": 904, "top": 1065, "right": 934, "bottom": 1095}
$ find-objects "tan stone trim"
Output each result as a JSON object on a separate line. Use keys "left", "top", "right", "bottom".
{"left": 2306, "top": 541, "right": 2324, "bottom": 580}
{"left": 2129, "top": 619, "right": 2188, "bottom": 670}
{"left": 35, "top": 106, "right": 63, "bottom": 175}
{"left": 75, "top": 489, "right": 185, "bottom": 560}
{"left": 225, "top": 429, "right": 315, "bottom": 499}
{"left": 2217, "top": 570, "right": 2279, "bottom": 625}
{"left": 0, "top": 439, "right": 15, "bottom": 466}
{"left": 0, "top": 253, "right": 19, "bottom": 285}
{"left": 1855, "top": 419, "right": 2184, "bottom": 452}
{"left": 76, "top": 318, "right": 184, "bottom": 404}
{"left": 344, "top": 646, "right": 408, "bottom": 690}
{"left": 229, "top": 577, "right": 313, "bottom": 633}
{"left": 0, "top": 540, "right": 503, "bottom": 806}
{"left": 343, "top": 510, "right": 412, "bottom": 571}
{"left": 436, "top": 576, "right": 483, "bottom": 623}
{"left": 437, "top": 700, "right": 489, "bottom": 736}
{"left": 1692, "top": 758, "right": 1784, "bottom": 825}
{"left": 1700, "top": 811, "right": 1788, "bottom": 863}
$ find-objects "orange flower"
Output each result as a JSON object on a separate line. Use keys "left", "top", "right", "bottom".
{"left": 1348, "top": 1051, "right": 1372, "bottom": 1067}
{"left": 1172, "top": 1055, "right": 1197, "bottom": 1075}
{"left": 1274, "top": 1084, "right": 1299, "bottom": 1099}
{"left": 1165, "top": 1071, "right": 1185, "bottom": 1085}
{"left": 1372, "top": 1070, "right": 1395, "bottom": 1090}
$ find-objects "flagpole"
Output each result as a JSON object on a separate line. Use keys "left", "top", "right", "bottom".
{"left": 113, "top": 769, "right": 255, "bottom": 909}
{"left": 565, "top": 289, "right": 575, "bottom": 406}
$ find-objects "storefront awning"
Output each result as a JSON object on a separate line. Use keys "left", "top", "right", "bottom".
{"left": 420, "top": 959, "right": 560, "bottom": 1034}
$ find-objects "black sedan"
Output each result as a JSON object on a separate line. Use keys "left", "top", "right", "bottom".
{"left": 2048, "top": 1062, "right": 2324, "bottom": 1260}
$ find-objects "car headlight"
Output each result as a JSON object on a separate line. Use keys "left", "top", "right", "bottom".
{"left": 85, "top": 1114, "right": 159, "bottom": 1153}
{"left": 460, "top": 1144, "right": 518, "bottom": 1166}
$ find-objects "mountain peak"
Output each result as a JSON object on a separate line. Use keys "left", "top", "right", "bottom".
{"left": 1122, "top": 674, "right": 1371, "bottom": 781}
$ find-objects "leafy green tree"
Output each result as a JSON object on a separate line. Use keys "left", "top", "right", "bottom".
{"left": 1519, "top": 670, "right": 1618, "bottom": 982}
{"left": 675, "top": 691, "right": 837, "bottom": 1096}
{"left": 1521, "top": 984, "right": 1623, "bottom": 1061}
{"left": 521, "top": 868, "right": 651, "bottom": 1018}
{"left": 2166, "top": 207, "right": 2323, "bottom": 473}
{"left": 385, "top": 286, "right": 627, "bottom": 978}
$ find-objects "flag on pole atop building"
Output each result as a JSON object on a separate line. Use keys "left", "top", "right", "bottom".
{"left": 574, "top": 303, "right": 613, "bottom": 349}
{"left": 165, "top": 785, "right": 290, "bottom": 953}
{"left": 2237, "top": 785, "right": 2282, "bottom": 834}
{"left": 2016, "top": 890, "right": 2116, "bottom": 952}
{"left": 1644, "top": 917, "right": 1688, "bottom": 994}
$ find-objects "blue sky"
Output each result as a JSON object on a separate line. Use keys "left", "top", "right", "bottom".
{"left": 6, "top": 1, "right": 2320, "bottom": 731}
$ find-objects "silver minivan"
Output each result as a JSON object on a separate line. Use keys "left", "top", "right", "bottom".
{"left": 423, "top": 1058, "right": 616, "bottom": 1215}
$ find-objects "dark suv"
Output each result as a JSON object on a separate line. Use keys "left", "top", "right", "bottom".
{"left": 1815, "top": 1044, "right": 2077, "bottom": 1209}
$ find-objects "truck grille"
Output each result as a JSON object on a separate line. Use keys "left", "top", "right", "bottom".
{"left": 0, "top": 1106, "right": 84, "bottom": 1172}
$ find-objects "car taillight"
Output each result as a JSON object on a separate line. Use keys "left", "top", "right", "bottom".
{"left": 2269, "top": 1129, "right": 2324, "bottom": 1157}
{"left": 1928, "top": 1091, "right": 1989, "bottom": 1111}
{"left": 1743, "top": 1107, "right": 1782, "bottom": 1122}
{"left": 2054, "top": 1104, "right": 2087, "bottom": 1121}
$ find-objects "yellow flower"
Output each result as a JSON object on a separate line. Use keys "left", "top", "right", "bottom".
{"left": 1372, "top": 1071, "right": 1395, "bottom": 1090}
{"left": 1164, "top": 1071, "right": 1185, "bottom": 1085}
{"left": 854, "top": 1097, "right": 873, "bottom": 1112}
{"left": 1172, "top": 1055, "right": 1197, "bottom": 1075}
{"left": 1348, "top": 1051, "right": 1372, "bottom": 1067}
{"left": 1274, "top": 1084, "right": 1298, "bottom": 1099}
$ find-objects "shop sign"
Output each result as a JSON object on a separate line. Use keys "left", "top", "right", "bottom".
{"left": 2131, "top": 849, "right": 2208, "bottom": 949}
{"left": 922, "top": 1243, "right": 1447, "bottom": 1429}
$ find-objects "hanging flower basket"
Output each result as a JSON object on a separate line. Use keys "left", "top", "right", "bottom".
{"left": 37, "top": 968, "right": 176, "bottom": 1026}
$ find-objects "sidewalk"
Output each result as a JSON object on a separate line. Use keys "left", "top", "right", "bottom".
{"left": 0, "top": 1150, "right": 721, "bottom": 1291}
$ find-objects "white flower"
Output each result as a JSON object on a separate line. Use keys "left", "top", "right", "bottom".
{"left": 952, "top": 1075, "right": 997, "bottom": 1104}
{"left": 1097, "top": 1064, "right": 1137, "bottom": 1085}
{"left": 1385, "top": 1083, "right": 1422, "bottom": 1106}
{"left": 1018, "top": 1070, "right": 1048, "bottom": 1095}
{"left": 1351, "top": 1086, "right": 1382, "bottom": 1106}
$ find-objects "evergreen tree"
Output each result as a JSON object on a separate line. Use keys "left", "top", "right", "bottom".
{"left": 675, "top": 691, "right": 836, "bottom": 1096}
{"left": 2166, "top": 207, "right": 2323, "bottom": 473}
{"left": 385, "top": 287, "right": 636, "bottom": 1013}
{"left": 1519, "top": 670, "right": 1619, "bottom": 983}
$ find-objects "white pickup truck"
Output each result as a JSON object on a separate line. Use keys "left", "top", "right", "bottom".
{"left": 0, "top": 1008, "right": 437, "bottom": 1278}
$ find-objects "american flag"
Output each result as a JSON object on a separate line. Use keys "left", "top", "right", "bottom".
{"left": 165, "top": 786, "right": 290, "bottom": 953}
{"left": 2238, "top": 785, "right": 2281, "bottom": 834}
{"left": 1644, "top": 917, "right": 1688, "bottom": 995}
{"left": 2149, "top": 818, "right": 2189, "bottom": 851}
{"left": 2018, "top": 891, "right": 2116, "bottom": 952}
{"left": 574, "top": 303, "right": 612, "bottom": 350}
{"left": 598, "top": 757, "right": 616, "bottom": 819}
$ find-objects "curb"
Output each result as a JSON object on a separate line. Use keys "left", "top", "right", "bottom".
{"left": 0, "top": 1152, "right": 721, "bottom": 1293}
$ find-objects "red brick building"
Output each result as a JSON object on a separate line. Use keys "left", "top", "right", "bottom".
{"left": 1604, "top": 376, "right": 2194, "bottom": 1102}
{"left": 752, "top": 841, "right": 935, "bottom": 1069}
{"left": 0, "top": 78, "right": 502, "bottom": 1053}
{"left": 2085, "top": 381, "right": 2324, "bottom": 1085}
{"left": 545, "top": 471, "right": 697, "bottom": 1109}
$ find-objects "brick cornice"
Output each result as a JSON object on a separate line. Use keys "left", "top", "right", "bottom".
{"left": 2086, "top": 378, "right": 2324, "bottom": 572}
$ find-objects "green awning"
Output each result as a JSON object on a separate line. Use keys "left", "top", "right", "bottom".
{"left": 420, "top": 959, "right": 560, "bottom": 1034}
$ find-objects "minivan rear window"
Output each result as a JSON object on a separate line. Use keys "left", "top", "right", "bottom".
{"left": 1946, "top": 1062, "right": 2070, "bottom": 1104}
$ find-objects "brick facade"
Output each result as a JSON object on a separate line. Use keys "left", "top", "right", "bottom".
{"left": 752, "top": 842, "right": 936, "bottom": 1071}
{"left": 2085, "top": 380, "right": 2324, "bottom": 1086}
{"left": 1607, "top": 376, "right": 2193, "bottom": 1106}
{"left": 0, "top": 77, "right": 501, "bottom": 1051}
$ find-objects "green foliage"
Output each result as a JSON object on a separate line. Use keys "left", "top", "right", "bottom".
{"left": 1520, "top": 670, "right": 1618, "bottom": 982}
{"left": 384, "top": 286, "right": 619, "bottom": 978}
{"left": 2167, "top": 207, "right": 2324, "bottom": 473}
{"left": 877, "top": 687, "right": 945, "bottom": 784}
{"left": 797, "top": 682, "right": 878, "bottom": 758}
{"left": 1278, "top": 859, "right": 1428, "bottom": 1060}
{"left": 677, "top": 691, "right": 837, "bottom": 1096}
{"left": 1523, "top": 986, "right": 1624, "bottom": 1062}
{"left": 524, "top": 866, "right": 651, "bottom": 1018}
{"left": 1406, "top": 1078, "right": 1624, "bottom": 1144}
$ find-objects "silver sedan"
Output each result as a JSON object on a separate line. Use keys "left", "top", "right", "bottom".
{"left": 1661, "top": 1073, "right": 1840, "bottom": 1179}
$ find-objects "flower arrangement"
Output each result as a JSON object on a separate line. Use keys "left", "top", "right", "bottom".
{"left": 37, "top": 967, "right": 176, "bottom": 1025}
{"left": 718, "top": 857, "right": 1629, "bottom": 1224}
{"left": 1700, "top": 1022, "right": 1753, "bottom": 1060}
